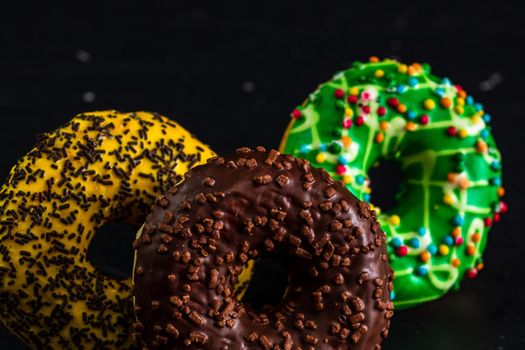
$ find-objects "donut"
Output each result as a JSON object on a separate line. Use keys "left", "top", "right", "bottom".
{"left": 280, "top": 57, "right": 506, "bottom": 308}
{"left": 133, "top": 147, "right": 394, "bottom": 350}
{"left": 0, "top": 111, "right": 214, "bottom": 349}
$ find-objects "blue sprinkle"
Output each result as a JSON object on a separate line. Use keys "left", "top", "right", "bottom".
{"left": 480, "top": 129, "right": 490, "bottom": 139}
{"left": 483, "top": 114, "right": 491, "bottom": 122}
{"left": 442, "top": 77, "right": 451, "bottom": 85}
{"left": 490, "top": 161, "right": 500, "bottom": 171}
{"left": 407, "top": 111, "right": 417, "bottom": 120}
{"left": 434, "top": 87, "right": 446, "bottom": 97}
{"left": 427, "top": 244, "right": 438, "bottom": 255}
{"left": 390, "top": 290, "right": 396, "bottom": 300}
{"left": 453, "top": 214, "right": 464, "bottom": 226}
{"left": 466, "top": 96, "right": 474, "bottom": 105}
{"left": 391, "top": 237, "right": 403, "bottom": 248}
{"left": 491, "top": 177, "right": 502, "bottom": 186}
{"left": 443, "top": 235, "right": 454, "bottom": 246}
{"left": 475, "top": 103, "right": 484, "bottom": 111}
{"left": 409, "top": 238, "right": 420, "bottom": 249}
{"left": 397, "top": 85, "right": 407, "bottom": 94}
{"left": 363, "top": 193, "right": 371, "bottom": 202}
{"left": 299, "top": 144, "right": 311, "bottom": 154}
{"left": 355, "top": 175, "right": 365, "bottom": 185}
{"left": 408, "top": 77, "right": 419, "bottom": 86}
{"left": 338, "top": 156, "right": 348, "bottom": 165}
{"left": 417, "top": 227, "right": 427, "bottom": 236}
{"left": 415, "top": 266, "right": 428, "bottom": 276}
{"left": 319, "top": 144, "right": 327, "bottom": 152}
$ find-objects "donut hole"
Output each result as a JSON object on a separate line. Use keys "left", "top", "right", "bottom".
{"left": 87, "top": 222, "right": 138, "bottom": 280}
{"left": 238, "top": 253, "right": 289, "bottom": 310}
{"left": 368, "top": 159, "right": 405, "bottom": 212}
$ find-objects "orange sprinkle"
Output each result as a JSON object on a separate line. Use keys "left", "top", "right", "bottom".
{"left": 471, "top": 232, "right": 481, "bottom": 243}
{"left": 341, "top": 136, "right": 352, "bottom": 147}
{"left": 466, "top": 244, "right": 476, "bottom": 256}
{"left": 451, "top": 258, "right": 461, "bottom": 267}
{"left": 497, "top": 187, "right": 505, "bottom": 197}
{"left": 375, "top": 132, "right": 384, "bottom": 143}
{"left": 451, "top": 227, "right": 462, "bottom": 238}
{"left": 380, "top": 120, "right": 389, "bottom": 130}
{"left": 397, "top": 104, "right": 407, "bottom": 113}
{"left": 459, "top": 177, "right": 470, "bottom": 189}
{"left": 447, "top": 173, "right": 457, "bottom": 183}
{"left": 420, "top": 251, "right": 430, "bottom": 263}
{"left": 405, "top": 121, "right": 417, "bottom": 131}
{"left": 407, "top": 66, "right": 417, "bottom": 76}
{"left": 369, "top": 56, "right": 380, "bottom": 63}
{"left": 476, "top": 140, "right": 488, "bottom": 153}
{"left": 476, "top": 262, "right": 485, "bottom": 270}
{"left": 440, "top": 97, "right": 452, "bottom": 108}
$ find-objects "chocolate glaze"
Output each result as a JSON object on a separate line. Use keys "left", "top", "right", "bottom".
{"left": 133, "top": 147, "right": 394, "bottom": 349}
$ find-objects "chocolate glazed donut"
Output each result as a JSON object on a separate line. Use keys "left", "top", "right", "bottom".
{"left": 133, "top": 147, "right": 394, "bottom": 349}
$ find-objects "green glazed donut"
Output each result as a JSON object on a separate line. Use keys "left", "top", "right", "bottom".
{"left": 280, "top": 57, "right": 506, "bottom": 309}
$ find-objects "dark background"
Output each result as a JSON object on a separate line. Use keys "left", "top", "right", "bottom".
{"left": 1, "top": 1, "right": 524, "bottom": 349}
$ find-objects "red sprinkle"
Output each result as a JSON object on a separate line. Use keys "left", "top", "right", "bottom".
{"left": 455, "top": 236, "right": 464, "bottom": 246}
{"left": 377, "top": 106, "right": 386, "bottom": 116}
{"left": 493, "top": 213, "right": 500, "bottom": 222}
{"left": 355, "top": 116, "right": 365, "bottom": 126}
{"left": 396, "top": 246, "right": 408, "bottom": 257}
{"left": 336, "top": 165, "right": 347, "bottom": 175}
{"left": 342, "top": 118, "right": 352, "bottom": 129}
{"left": 334, "top": 89, "right": 345, "bottom": 99}
{"left": 292, "top": 109, "right": 302, "bottom": 119}
{"left": 483, "top": 217, "right": 492, "bottom": 227}
{"left": 499, "top": 201, "right": 508, "bottom": 214}
{"left": 387, "top": 97, "right": 399, "bottom": 107}
{"left": 447, "top": 126, "right": 457, "bottom": 136}
{"left": 347, "top": 95, "right": 358, "bottom": 104}
{"left": 362, "top": 105, "right": 371, "bottom": 114}
{"left": 466, "top": 268, "right": 478, "bottom": 279}
{"left": 420, "top": 115, "right": 430, "bottom": 125}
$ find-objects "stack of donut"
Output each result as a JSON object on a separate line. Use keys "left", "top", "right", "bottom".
{"left": 0, "top": 57, "right": 505, "bottom": 350}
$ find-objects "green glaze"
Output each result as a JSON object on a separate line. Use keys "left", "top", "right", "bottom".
{"left": 280, "top": 58, "right": 505, "bottom": 309}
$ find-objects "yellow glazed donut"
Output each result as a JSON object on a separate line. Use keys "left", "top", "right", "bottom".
{"left": 0, "top": 111, "right": 215, "bottom": 349}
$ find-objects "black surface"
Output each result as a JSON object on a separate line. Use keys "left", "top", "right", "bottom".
{"left": 1, "top": 2, "right": 524, "bottom": 349}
